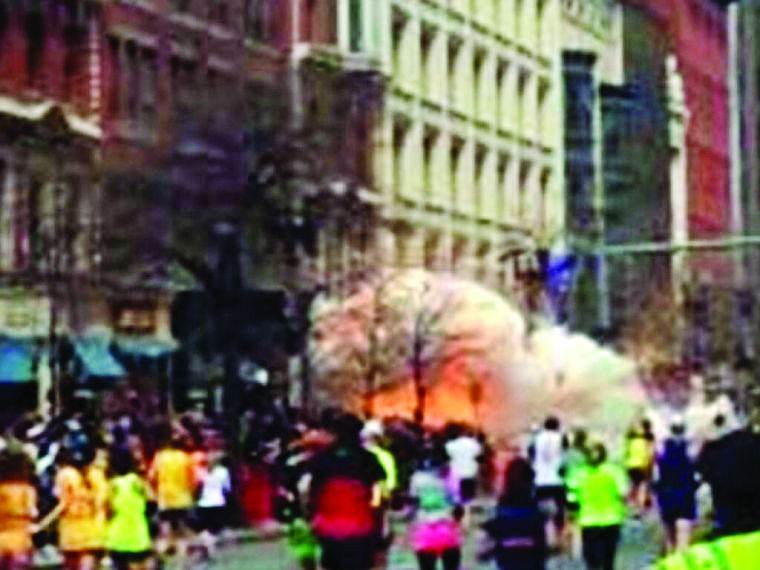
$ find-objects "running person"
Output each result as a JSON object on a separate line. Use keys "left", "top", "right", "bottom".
{"left": 574, "top": 442, "right": 628, "bottom": 570}
{"left": 148, "top": 433, "right": 197, "bottom": 561}
{"left": 531, "top": 417, "right": 566, "bottom": 550}
{"left": 408, "top": 447, "right": 463, "bottom": 570}
{"left": 479, "top": 457, "right": 546, "bottom": 570}
{"left": 106, "top": 450, "right": 153, "bottom": 570}
{"left": 40, "top": 446, "right": 108, "bottom": 570}
{"left": 0, "top": 450, "right": 37, "bottom": 570}
{"left": 307, "top": 413, "right": 385, "bottom": 570}
{"left": 654, "top": 419, "right": 697, "bottom": 554}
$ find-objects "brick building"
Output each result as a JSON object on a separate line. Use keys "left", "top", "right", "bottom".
{"left": 599, "top": 0, "right": 735, "bottom": 367}
{"left": 0, "top": 1, "right": 373, "bottom": 411}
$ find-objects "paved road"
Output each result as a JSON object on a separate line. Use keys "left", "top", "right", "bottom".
{"left": 205, "top": 513, "right": 663, "bottom": 570}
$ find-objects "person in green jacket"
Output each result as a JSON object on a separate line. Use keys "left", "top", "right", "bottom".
{"left": 653, "top": 529, "right": 760, "bottom": 569}
{"left": 563, "top": 428, "right": 590, "bottom": 559}
{"left": 106, "top": 449, "right": 154, "bottom": 570}
{"left": 574, "top": 441, "right": 628, "bottom": 570}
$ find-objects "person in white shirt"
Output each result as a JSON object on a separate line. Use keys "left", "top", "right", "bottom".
{"left": 530, "top": 416, "right": 567, "bottom": 550}
{"left": 196, "top": 451, "right": 232, "bottom": 553}
{"left": 445, "top": 426, "right": 482, "bottom": 529}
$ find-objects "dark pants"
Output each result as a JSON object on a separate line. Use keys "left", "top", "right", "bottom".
{"left": 319, "top": 535, "right": 375, "bottom": 570}
{"left": 416, "top": 548, "right": 461, "bottom": 570}
{"left": 581, "top": 525, "right": 620, "bottom": 570}
{"left": 536, "top": 485, "right": 566, "bottom": 528}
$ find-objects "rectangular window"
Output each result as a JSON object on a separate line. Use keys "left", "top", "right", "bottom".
{"left": 518, "top": 161, "right": 529, "bottom": 222}
{"left": 141, "top": 50, "right": 158, "bottom": 136}
{"left": 496, "top": 60, "right": 508, "bottom": 130}
{"left": 217, "top": 1, "right": 229, "bottom": 25}
{"left": 393, "top": 119, "right": 408, "bottom": 195}
{"left": 423, "top": 126, "right": 438, "bottom": 200}
{"left": 392, "top": 9, "right": 407, "bottom": 80}
{"left": 63, "top": 25, "right": 86, "bottom": 108}
{"left": 246, "top": 0, "right": 271, "bottom": 42}
{"left": 497, "top": 154, "right": 509, "bottom": 221}
{"left": 25, "top": 10, "right": 46, "bottom": 89}
{"left": 172, "top": 0, "right": 191, "bottom": 12}
{"left": 447, "top": 39, "right": 461, "bottom": 109}
{"left": 450, "top": 137, "right": 464, "bottom": 208}
{"left": 421, "top": 25, "right": 435, "bottom": 100}
{"left": 538, "top": 79, "right": 550, "bottom": 145}
{"left": 108, "top": 38, "right": 121, "bottom": 118}
{"left": 518, "top": 69, "right": 529, "bottom": 136}
{"left": 349, "top": 0, "right": 362, "bottom": 52}
{"left": 474, "top": 145, "right": 487, "bottom": 217}
{"left": 474, "top": 49, "right": 486, "bottom": 121}
{"left": 125, "top": 42, "right": 140, "bottom": 122}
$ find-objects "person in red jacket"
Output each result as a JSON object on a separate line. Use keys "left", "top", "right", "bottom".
{"left": 306, "top": 413, "right": 385, "bottom": 570}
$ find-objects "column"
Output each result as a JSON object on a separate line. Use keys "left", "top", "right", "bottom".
{"left": 376, "top": 224, "right": 396, "bottom": 269}
{"left": 407, "top": 228, "right": 424, "bottom": 268}
{"left": 337, "top": 0, "right": 350, "bottom": 52}
{"left": 0, "top": 161, "right": 15, "bottom": 271}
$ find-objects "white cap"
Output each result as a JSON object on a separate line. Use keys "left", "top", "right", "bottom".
{"left": 361, "top": 419, "right": 384, "bottom": 441}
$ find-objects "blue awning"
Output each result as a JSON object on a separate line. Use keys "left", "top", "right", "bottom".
{"left": 75, "top": 338, "right": 126, "bottom": 379}
{"left": 115, "top": 336, "right": 179, "bottom": 358}
{"left": 0, "top": 339, "right": 34, "bottom": 383}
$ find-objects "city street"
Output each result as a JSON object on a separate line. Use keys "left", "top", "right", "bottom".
{"left": 2, "top": 2, "right": 759, "bottom": 570}
{"left": 206, "top": 513, "right": 663, "bottom": 570}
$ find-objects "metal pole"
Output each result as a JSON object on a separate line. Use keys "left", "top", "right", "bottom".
{"left": 290, "top": 0, "right": 303, "bottom": 131}
{"left": 728, "top": 2, "right": 744, "bottom": 287}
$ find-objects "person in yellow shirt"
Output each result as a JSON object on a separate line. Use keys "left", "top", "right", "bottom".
{"left": 38, "top": 446, "right": 108, "bottom": 570}
{"left": 0, "top": 450, "right": 37, "bottom": 570}
{"left": 148, "top": 434, "right": 198, "bottom": 559}
{"left": 653, "top": 529, "right": 760, "bottom": 569}
{"left": 625, "top": 421, "right": 655, "bottom": 514}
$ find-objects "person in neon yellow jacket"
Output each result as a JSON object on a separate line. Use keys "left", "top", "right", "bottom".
{"left": 361, "top": 420, "right": 398, "bottom": 504}
{"left": 653, "top": 529, "right": 760, "bottom": 569}
{"left": 361, "top": 420, "right": 399, "bottom": 564}
{"left": 573, "top": 441, "right": 629, "bottom": 570}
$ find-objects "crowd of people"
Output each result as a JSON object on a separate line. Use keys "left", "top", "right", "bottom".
{"left": 0, "top": 388, "right": 759, "bottom": 570}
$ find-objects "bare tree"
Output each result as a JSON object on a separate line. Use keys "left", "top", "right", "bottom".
{"left": 309, "top": 270, "right": 466, "bottom": 422}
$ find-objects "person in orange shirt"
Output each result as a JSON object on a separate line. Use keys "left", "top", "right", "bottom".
{"left": 148, "top": 433, "right": 198, "bottom": 560}
{"left": 0, "top": 450, "right": 37, "bottom": 570}
{"left": 38, "top": 445, "right": 108, "bottom": 570}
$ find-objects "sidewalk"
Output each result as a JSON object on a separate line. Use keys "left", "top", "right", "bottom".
{"left": 33, "top": 523, "right": 289, "bottom": 569}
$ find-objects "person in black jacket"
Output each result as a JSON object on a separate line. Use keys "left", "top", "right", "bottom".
{"left": 479, "top": 456, "right": 546, "bottom": 570}
{"left": 696, "top": 415, "right": 760, "bottom": 538}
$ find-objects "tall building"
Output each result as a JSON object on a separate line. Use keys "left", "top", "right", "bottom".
{"left": 730, "top": 0, "right": 760, "bottom": 375}
{"left": 342, "top": 0, "right": 565, "bottom": 297}
{"left": 0, "top": 1, "right": 385, "bottom": 415}
{"left": 559, "top": 0, "right": 623, "bottom": 332}
{"left": 242, "top": 0, "right": 384, "bottom": 296}
{"left": 0, "top": 1, "right": 104, "bottom": 417}
{"left": 599, "top": 0, "right": 734, "bottom": 367}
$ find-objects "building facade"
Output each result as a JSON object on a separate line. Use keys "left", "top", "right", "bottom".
{"left": 559, "top": 0, "right": 623, "bottom": 332}
{"left": 597, "top": 0, "right": 734, "bottom": 369}
{"left": 335, "top": 0, "right": 564, "bottom": 298}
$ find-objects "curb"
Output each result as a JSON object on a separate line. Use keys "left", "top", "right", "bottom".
{"left": 32, "top": 525, "right": 289, "bottom": 570}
